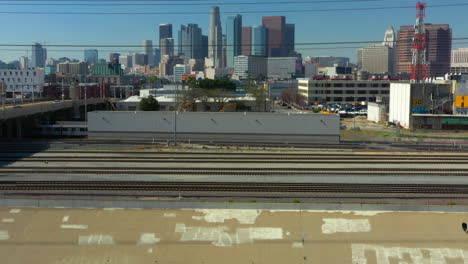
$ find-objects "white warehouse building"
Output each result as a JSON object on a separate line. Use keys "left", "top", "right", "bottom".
{"left": 0, "top": 68, "right": 45, "bottom": 97}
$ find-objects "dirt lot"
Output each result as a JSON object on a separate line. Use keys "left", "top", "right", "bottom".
{"left": 341, "top": 116, "right": 468, "bottom": 143}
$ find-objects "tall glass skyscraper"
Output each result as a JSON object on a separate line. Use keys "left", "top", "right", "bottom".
{"left": 84, "top": 49, "right": 98, "bottom": 64}
{"left": 143, "top": 40, "right": 154, "bottom": 66}
{"left": 208, "top": 6, "right": 223, "bottom": 68}
{"left": 262, "top": 16, "right": 286, "bottom": 57}
{"left": 252, "top": 25, "right": 268, "bottom": 56}
{"left": 31, "top": 43, "right": 47, "bottom": 68}
{"left": 226, "top": 14, "right": 242, "bottom": 68}
{"left": 178, "top": 24, "right": 203, "bottom": 63}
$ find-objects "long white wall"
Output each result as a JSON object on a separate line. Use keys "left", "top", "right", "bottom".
{"left": 389, "top": 83, "right": 411, "bottom": 128}
{"left": 88, "top": 111, "right": 340, "bottom": 143}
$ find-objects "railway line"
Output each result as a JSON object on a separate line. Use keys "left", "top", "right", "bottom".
{"left": 0, "top": 167, "right": 467, "bottom": 176}
{"left": 1, "top": 181, "right": 468, "bottom": 194}
{"left": 0, "top": 149, "right": 467, "bottom": 200}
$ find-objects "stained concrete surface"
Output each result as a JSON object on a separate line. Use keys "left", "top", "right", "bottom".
{"left": 0, "top": 206, "right": 467, "bottom": 264}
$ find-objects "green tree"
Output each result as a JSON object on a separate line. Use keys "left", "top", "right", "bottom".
{"left": 139, "top": 95, "right": 160, "bottom": 111}
{"left": 147, "top": 76, "right": 158, "bottom": 87}
{"left": 243, "top": 74, "right": 267, "bottom": 112}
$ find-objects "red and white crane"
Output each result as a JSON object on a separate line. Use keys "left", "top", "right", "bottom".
{"left": 411, "top": 1, "right": 427, "bottom": 82}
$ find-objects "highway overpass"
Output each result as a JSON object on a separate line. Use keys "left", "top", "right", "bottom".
{"left": 0, "top": 98, "right": 109, "bottom": 139}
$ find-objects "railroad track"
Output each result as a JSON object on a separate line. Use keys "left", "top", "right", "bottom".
{"left": 1, "top": 158, "right": 468, "bottom": 164}
{"left": 1, "top": 181, "right": 468, "bottom": 194}
{"left": 0, "top": 167, "right": 467, "bottom": 176}
{"left": 2, "top": 150, "right": 468, "bottom": 157}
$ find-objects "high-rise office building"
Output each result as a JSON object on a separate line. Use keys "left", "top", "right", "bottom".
{"left": 153, "top": 48, "right": 160, "bottom": 65}
{"left": 84, "top": 49, "right": 99, "bottom": 64}
{"left": 208, "top": 6, "right": 223, "bottom": 68}
{"left": 262, "top": 16, "right": 286, "bottom": 57}
{"left": 159, "top": 24, "right": 172, "bottom": 40}
{"left": 252, "top": 25, "right": 268, "bottom": 56}
{"left": 178, "top": 24, "right": 203, "bottom": 63}
{"left": 285, "top": 24, "right": 295, "bottom": 56}
{"left": 226, "top": 14, "right": 242, "bottom": 67}
{"left": 142, "top": 40, "right": 154, "bottom": 66}
{"left": 221, "top": 34, "right": 227, "bottom": 68}
{"left": 109, "top": 53, "right": 120, "bottom": 64}
{"left": 310, "top": 56, "right": 350, "bottom": 67}
{"left": 396, "top": 24, "right": 451, "bottom": 78}
{"left": 383, "top": 25, "right": 396, "bottom": 48}
{"left": 131, "top": 53, "right": 146, "bottom": 66}
{"left": 201, "top": 35, "right": 208, "bottom": 59}
{"left": 31, "top": 43, "right": 47, "bottom": 68}
{"left": 241, "top": 27, "right": 252, "bottom": 56}
{"left": 19, "top": 56, "right": 29, "bottom": 69}
{"left": 358, "top": 45, "right": 394, "bottom": 74}
{"left": 119, "top": 55, "right": 133, "bottom": 68}
{"left": 159, "top": 24, "right": 173, "bottom": 61}
{"left": 160, "top": 38, "right": 175, "bottom": 58}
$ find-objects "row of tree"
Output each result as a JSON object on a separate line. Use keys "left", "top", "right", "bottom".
{"left": 138, "top": 76, "right": 304, "bottom": 112}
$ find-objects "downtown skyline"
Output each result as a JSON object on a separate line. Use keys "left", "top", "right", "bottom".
{"left": 0, "top": 0, "right": 467, "bottom": 63}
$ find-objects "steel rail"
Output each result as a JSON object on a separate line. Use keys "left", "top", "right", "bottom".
{"left": 0, "top": 181, "right": 467, "bottom": 194}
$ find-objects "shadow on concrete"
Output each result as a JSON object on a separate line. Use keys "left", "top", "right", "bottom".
{"left": 0, "top": 140, "right": 52, "bottom": 168}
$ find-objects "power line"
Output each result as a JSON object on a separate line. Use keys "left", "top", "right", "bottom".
{"left": 0, "top": 0, "right": 388, "bottom": 6}
{"left": 0, "top": 3, "right": 467, "bottom": 15}
{"left": 2, "top": 38, "right": 468, "bottom": 48}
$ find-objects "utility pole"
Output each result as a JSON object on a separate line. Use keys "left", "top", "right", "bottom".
{"left": 84, "top": 84, "right": 87, "bottom": 122}
{"left": 173, "top": 81, "right": 178, "bottom": 146}
{"left": 0, "top": 81, "right": 5, "bottom": 119}
{"left": 61, "top": 78, "right": 64, "bottom": 101}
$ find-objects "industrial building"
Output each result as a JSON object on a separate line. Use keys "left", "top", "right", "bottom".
{"left": 88, "top": 112, "right": 340, "bottom": 143}
{"left": 451, "top": 48, "right": 468, "bottom": 73}
{"left": 0, "top": 68, "right": 45, "bottom": 96}
{"left": 389, "top": 76, "right": 468, "bottom": 129}
{"left": 298, "top": 79, "right": 390, "bottom": 105}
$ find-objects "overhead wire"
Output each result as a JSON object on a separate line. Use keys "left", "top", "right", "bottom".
{"left": 0, "top": 0, "right": 392, "bottom": 6}
{"left": 0, "top": 3, "right": 466, "bottom": 15}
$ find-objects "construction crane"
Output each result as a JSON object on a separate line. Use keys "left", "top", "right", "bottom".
{"left": 410, "top": 1, "right": 427, "bottom": 83}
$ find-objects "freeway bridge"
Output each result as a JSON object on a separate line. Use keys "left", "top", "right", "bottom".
{"left": 0, "top": 98, "right": 109, "bottom": 139}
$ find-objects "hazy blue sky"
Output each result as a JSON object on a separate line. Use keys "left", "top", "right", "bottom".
{"left": 0, "top": 0, "right": 466, "bottom": 63}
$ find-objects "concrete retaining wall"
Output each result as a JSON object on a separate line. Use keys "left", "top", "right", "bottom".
{"left": 88, "top": 111, "right": 340, "bottom": 144}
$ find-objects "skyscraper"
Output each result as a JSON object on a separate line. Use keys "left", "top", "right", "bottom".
{"left": 383, "top": 25, "right": 396, "bottom": 48}
{"left": 201, "top": 35, "right": 208, "bottom": 59}
{"left": 159, "top": 24, "right": 172, "bottom": 40}
{"left": 84, "top": 49, "right": 98, "bottom": 64}
{"left": 178, "top": 24, "right": 203, "bottom": 63}
{"left": 19, "top": 56, "right": 29, "bottom": 69}
{"left": 358, "top": 45, "right": 394, "bottom": 74}
{"left": 109, "top": 53, "right": 120, "bottom": 64}
{"left": 31, "top": 43, "right": 47, "bottom": 68}
{"left": 396, "top": 24, "right": 451, "bottom": 78}
{"left": 143, "top": 40, "right": 154, "bottom": 66}
{"left": 226, "top": 14, "right": 242, "bottom": 67}
{"left": 252, "top": 25, "right": 268, "bottom": 56}
{"left": 160, "top": 38, "right": 175, "bottom": 58}
{"left": 208, "top": 6, "right": 223, "bottom": 68}
{"left": 285, "top": 24, "right": 295, "bottom": 56}
{"left": 154, "top": 48, "right": 160, "bottom": 65}
{"left": 159, "top": 24, "right": 173, "bottom": 62}
{"left": 262, "top": 16, "right": 286, "bottom": 57}
{"left": 241, "top": 27, "right": 252, "bottom": 56}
